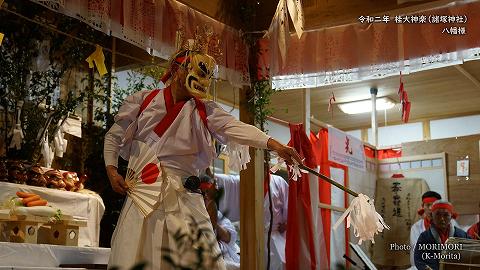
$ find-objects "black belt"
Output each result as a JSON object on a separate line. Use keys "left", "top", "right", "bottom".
{"left": 183, "top": 175, "right": 201, "bottom": 193}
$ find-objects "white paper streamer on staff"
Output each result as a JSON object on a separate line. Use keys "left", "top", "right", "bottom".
{"left": 301, "top": 163, "right": 389, "bottom": 244}
{"left": 270, "top": 151, "right": 389, "bottom": 244}
{"left": 270, "top": 155, "right": 306, "bottom": 181}
{"left": 333, "top": 194, "right": 389, "bottom": 244}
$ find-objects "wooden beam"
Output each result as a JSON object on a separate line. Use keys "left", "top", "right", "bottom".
{"left": 342, "top": 110, "right": 480, "bottom": 132}
{"left": 310, "top": 116, "right": 328, "bottom": 128}
{"left": 303, "top": 0, "right": 457, "bottom": 30}
{"left": 454, "top": 65, "right": 480, "bottom": 91}
{"left": 239, "top": 86, "right": 264, "bottom": 270}
{"left": 361, "top": 129, "right": 368, "bottom": 143}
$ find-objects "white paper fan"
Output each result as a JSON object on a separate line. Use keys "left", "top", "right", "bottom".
{"left": 125, "top": 140, "right": 163, "bottom": 217}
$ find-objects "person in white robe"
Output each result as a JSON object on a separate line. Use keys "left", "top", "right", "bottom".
{"left": 264, "top": 174, "right": 288, "bottom": 270}
{"left": 103, "top": 49, "right": 302, "bottom": 270}
{"left": 215, "top": 173, "right": 288, "bottom": 269}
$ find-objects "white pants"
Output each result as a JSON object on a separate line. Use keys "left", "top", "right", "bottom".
{"left": 109, "top": 169, "right": 226, "bottom": 270}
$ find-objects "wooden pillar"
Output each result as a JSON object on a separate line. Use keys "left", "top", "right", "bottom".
{"left": 239, "top": 86, "right": 265, "bottom": 270}
{"left": 87, "top": 68, "right": 94, "bottom": 127}
{"left": 106, "top": 37, "right": 116, "bottom": 127}
{"left": 370, "top": 87, "right": 378, "bottom": 147}
{"left": 361, "top": 128, "right": 368, "bottom": 143}
{"left": 423, "top": 120, "right": 431, "bottom": 141}
{"left": 302, "top": 88, "right": 311, "bottom": 134}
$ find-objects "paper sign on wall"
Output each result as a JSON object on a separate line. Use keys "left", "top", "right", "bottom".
{"left": 328, "top": 126, "right": 366, "bottom": 171}
{"left": 456, "top": 159, "right": 469, "bottom": 177}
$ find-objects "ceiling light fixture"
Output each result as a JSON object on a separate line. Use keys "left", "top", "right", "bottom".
{"left": 337, "top": 97, "right": 396, "bottom": 114}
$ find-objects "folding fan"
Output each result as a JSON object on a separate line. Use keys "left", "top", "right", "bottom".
{"left": 125, "top": 140, "right": 163, "bottom": 217}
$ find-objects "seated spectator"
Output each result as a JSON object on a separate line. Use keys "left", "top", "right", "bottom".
{"left": 410, "top": 191, "right": 442, "bottom": 269}
{"left": 201, "top": 174, "right": 240, "bottom": 270}
{"left": 414, "top": 200, "right": 469, "bottom": 270}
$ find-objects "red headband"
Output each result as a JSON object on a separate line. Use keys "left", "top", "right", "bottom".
{"left": 160, "top": 55, "right": 190, "bottom": 83}
{"left": 200, "top": 182, "right": 214, "bottom": 191}
{"left": 422, "top": 197, "right": 438, "bottom": 204}
{"left": 431, "top": 202, "right": 454, "bottom": 214}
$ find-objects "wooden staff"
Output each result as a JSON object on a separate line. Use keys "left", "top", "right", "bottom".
{"left": 298, "top": 164, "right": 359, "bottom": 197}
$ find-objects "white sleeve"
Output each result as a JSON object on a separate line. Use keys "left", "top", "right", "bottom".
{"left": 218, "top": 211, "right": 238, "bottom": 245}
{"left": 104, "top": 90, "right": 149, "bottom": 167}
{"left": 104, "top": 124, "right": 125, "bottom": 167}
{"left": 409, "top": 221, "right": 421, "bottom": 268}
{"left": 279, "top": 176, "right": 289, "bottom": 224}
{"left": 205, "top": 101, "right": 271, "bottom": 149}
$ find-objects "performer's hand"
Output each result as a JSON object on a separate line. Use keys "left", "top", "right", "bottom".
{"left": 106, "top": 165, "right": 128, "bottom": 195}
{"left": 278, "top": 222, "right": 287, "bottom": 234}
{"left": 267, "top": 138, "right": 303, "bottom": 165}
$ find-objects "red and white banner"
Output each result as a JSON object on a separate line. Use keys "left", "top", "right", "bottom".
{"left": 328, "top": 126, "right": 366, "bottom": 171}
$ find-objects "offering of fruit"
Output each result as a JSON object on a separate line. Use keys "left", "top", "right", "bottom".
{"left": 45, "top": 169, "right": 66, "bottom": 189}
{"left": 62, "top": 171, "right": 77, "bottom": 191}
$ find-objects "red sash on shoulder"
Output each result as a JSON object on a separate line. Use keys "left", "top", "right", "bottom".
{"left": 137, "top": 88, "right": 208, "bottom": 139}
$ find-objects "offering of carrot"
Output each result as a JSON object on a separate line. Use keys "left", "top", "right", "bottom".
{"left": 14, "top": 191, "right": 49, "bottom": 207}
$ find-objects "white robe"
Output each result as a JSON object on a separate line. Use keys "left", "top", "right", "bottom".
{"left": 215, "top": 174, "right": 241, "bottom": 222}
{"left": 217, "top": 211, "right": 240, "bottom": 270}
{"left": 409, "top": 219, "right": 425, "bottom": 270}
{"left": 264, "top": 175, "right": 288, "bottom": 270}
{"left": 104, "top": 88, "right": 270, "bottom": 270}
{"left": 215, "top": 173, "right": 288, "bottom": 270}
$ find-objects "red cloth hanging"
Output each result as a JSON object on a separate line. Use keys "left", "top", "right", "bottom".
{"left": 309, "top": 131, "right": 321, "bottom": 165}
{"left": 377, "top": 149, "right": 402, "bottom": 159}
{"left": 286, "top": 124, "right": 318, "bottom": 270}
{"left": 311, "top": 130, "right": 355, "bottom": 269}
{"left": 364, "top": 146, "right": 376, "bottom": 158}
{"left": 398, "top": 72, "right": 411, "bottom": 123}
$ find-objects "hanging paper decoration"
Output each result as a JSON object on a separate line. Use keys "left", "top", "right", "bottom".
{"left": 34, "top": 40, "right": 51, "bottom": 72}
{"left": 85, "top": 44, "right": 107, "bottom": 76}
{"left": 41, "top": 134, "right": 54, "bottom": 168}
{"left": 8, "top": 101, "right": 24, "bottom": 150}
{"left": 53, "top": 120, "right": 68, "bottom": 158}
{"left": 286, "top": 0, "right": 305, "bottom": 38}
{"left": 398, "top": 72, "right": 411, "bottom": 123}
{"left": 264, "top": 0, "right": 305, "bottom": 67}
{"left": 328, "top": 92, "right": 336, "bottom": 119}
{"left": 256, "top": 39, "right": 271, "bottom": 81}
{"left": 8, "top": 124, "right": 24, "bottom": 150}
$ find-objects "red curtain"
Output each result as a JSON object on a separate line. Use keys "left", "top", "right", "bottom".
{"left": 286, "top": 124, "right": 317, "bottom": 270}
{"left": 377, "top": 149, "right": 402, "bottom": 159}
{"left": 364, "top": 146, "right": 376, "bottom": 158}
